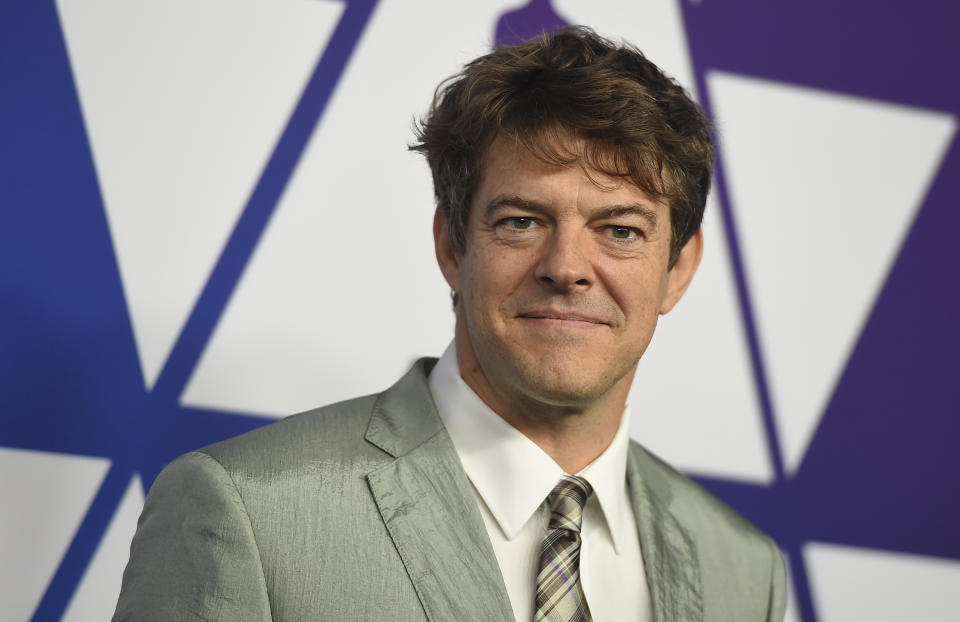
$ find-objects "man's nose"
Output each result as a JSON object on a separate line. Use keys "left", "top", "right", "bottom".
{"left": 534, "top": 229, "right": 593, "bottom": 291}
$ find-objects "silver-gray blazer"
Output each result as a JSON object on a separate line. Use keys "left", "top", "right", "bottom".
{"left": 113, "top": 359, "right": 786, "bottom": 621}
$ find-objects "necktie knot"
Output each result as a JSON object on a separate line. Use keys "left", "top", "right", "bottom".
{"left": 547, "top": 475, "right": 592, "bottom": 533}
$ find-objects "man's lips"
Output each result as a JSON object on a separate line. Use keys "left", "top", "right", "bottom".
{"left": 516, "top": 309, "right": 610, "bottom": 327}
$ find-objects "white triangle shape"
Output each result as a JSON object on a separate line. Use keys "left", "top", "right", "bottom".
{"left": 55, "top": 0, "right": 344, "bottom": 389}
{"left": 806, "top": 542, "right": 960, "bottom": 621}
{"left": 63, "top": 474, "right": 145, "bottom": 622}
{"left": 0, "top": 448, "right": 110, "bottom": 622}
{"left": 632, "top": 198, "right": 772, "bottom": 483}
{"left": 708, "top": 71, "right": 957, "bottom": 475}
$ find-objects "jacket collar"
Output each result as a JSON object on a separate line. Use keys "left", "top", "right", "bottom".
{"left": 364, "top": 359, "right": 515, "bottom": 622}
{"left": 364, "top": 358, "right": 444, "bottom": 458}
{"left": 627, "top": 442, "right": 704, "bottom": 622}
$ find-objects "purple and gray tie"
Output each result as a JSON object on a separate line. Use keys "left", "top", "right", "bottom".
{"left": 534, "top": 475, "right": 593, "bottom": 622}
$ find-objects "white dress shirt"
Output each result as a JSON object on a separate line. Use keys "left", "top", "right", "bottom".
{"left": 428, "top": 342, "right": 653, "bottom": 622}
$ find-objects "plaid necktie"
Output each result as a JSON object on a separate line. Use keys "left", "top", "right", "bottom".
{"left": 534, "top": 475, "right": 593, "bottom": 622}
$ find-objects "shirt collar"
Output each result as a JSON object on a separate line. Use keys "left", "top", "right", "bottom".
{"left": 428, "top": 341, "right": 633, "bottom": 553}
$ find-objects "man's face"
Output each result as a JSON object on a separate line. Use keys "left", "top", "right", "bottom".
{"left": 435, "top": 136, "right": 702, "bottom": 413}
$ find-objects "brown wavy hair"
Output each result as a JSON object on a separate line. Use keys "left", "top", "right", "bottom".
{"left": 410, "top": 26, "right": 714, "bottom": 267}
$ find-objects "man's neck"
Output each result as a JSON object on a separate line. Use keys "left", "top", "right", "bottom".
{"left": 494, "top": 402, "right": 625, "bottom": 474}
{"left": 455, "top": 340, "right": 632, "bottom": 474}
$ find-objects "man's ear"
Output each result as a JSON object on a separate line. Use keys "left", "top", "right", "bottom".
{"left": 659, "top": 228, "right": 703, "bottom": 314}
{"left": 433, "top": 207, "right": 462, "bottom": 292}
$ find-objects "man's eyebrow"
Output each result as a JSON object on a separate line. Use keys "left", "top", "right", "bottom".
{"left": 594, "top": 204, "right": 659, "bottom": 229}
{"left": 483, "top": 195, "right": 549, "bottom": 219}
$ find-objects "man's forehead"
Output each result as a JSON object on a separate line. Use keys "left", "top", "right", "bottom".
{"left": 480, "top": 130, "right": 664, "bottom": 196}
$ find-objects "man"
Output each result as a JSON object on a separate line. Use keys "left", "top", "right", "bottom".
{"left": 114, "top": 27, "right": 785, "bottom": 621}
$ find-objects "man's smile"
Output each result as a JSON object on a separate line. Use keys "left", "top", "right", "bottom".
{"left": 516, "top": 308, "right": 611, "bottom": 329}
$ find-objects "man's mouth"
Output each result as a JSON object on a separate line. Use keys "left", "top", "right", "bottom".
{"left": 516, "top": 309, "right": 609, "bottom": 328}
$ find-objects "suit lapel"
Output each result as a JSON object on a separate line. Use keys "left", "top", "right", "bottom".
{"left": 627, "top": 445, "right": 703, "bottom": 622}
{"left": 365, "top": 360, "right": 515, "bottom": 622}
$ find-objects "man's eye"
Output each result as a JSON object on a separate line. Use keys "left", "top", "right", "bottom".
{"left": 608, "top": 226, "right": 639, "bottom": 240}
{"left": 503, "top": 217, "right": 534, "bottom": 230}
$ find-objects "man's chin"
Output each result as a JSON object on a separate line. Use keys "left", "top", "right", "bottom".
{"left": 509, "top": 364, "right": 619, "bottom": 408}
{"left": 501, "top": 341, "right": 640, "bottom": 405}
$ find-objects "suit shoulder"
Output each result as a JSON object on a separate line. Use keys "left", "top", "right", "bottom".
{"left": 192, "top": 393, "right": 385, "bottom": 476}
{"left": 629, "top": 440, "right": 771, "bottom": 545}
{"left": 628, "top": 441, "right": 786, "bottom": 618}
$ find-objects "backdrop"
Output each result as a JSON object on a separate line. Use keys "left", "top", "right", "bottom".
{"left": 2, "top": 1, "right": 958, "bottom": 620}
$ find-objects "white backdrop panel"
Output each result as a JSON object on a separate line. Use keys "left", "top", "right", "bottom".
{"left": 807, "top": 542, "right": 960, "bottom": 621}
{"left": 0, "top": 448, "right": 110, "bottom": 622}
{"left": 709, "top": 71, "right": 957, "bottom": 475}
{"left": 56, "top": 0, "right": 343, "bottom": 390}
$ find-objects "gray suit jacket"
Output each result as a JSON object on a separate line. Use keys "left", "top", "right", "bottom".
{"left": 114, "top": 359, "right": 786, "bottom": 621}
